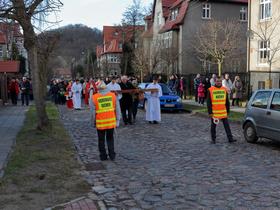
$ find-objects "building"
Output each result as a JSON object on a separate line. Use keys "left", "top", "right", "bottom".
{"left": 96, "top": 25, "right": 144, "bottom": 77}
{"left": 144, "top": 0, "right": 248, "bottom": 77}
{"left": 0, "top": 22, "right": 26, "bottom": 104}
{"left": 248, "top": 0, "right": 280, "bottom": 90}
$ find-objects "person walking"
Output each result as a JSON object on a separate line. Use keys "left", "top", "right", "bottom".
{"left": 107, "top": 76, "right": 122, "bottom": 100}
{"left": 119, "top": 75, "right": 134, "bottom": 125}
{"left": 20, "top": 77, "right": 30, "bottom": 106}
{"left": 197, "top": 82, "right": 205, "bottom": 105}
{"left": 232, "top": 75, "right": 243, "bottom": 106}
{"left": 146, "top": 75, "right": 162, "bottom": 124}
{"left": 9, "top": 78, "right": 20, "bottom": 105}
{"left": 222, "top": 73, "right": 233, "bottom": 95}
{"left": 207, "top": 77, "right": 236, "bottom": 144}
{"left": 71, "top": 79, "right": 83, "bottom": 110}
{"left": 210, "top": 74, "right": 217, "bottom": 86}
{"left": 92, "top": 81, "right": 121, "bottom": 161}
{"left": 194, "top": 74, "right": 201, "bottom": 102}
{"left": 131, "top": 78, "right": 139, "bottom": 122}
{"left": 178, "top": 76, "right": 187, "bottom": 99}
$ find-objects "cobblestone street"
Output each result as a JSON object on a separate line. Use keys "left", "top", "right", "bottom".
{"left": 59, "top": 106, "right": 280, "bottom": 209}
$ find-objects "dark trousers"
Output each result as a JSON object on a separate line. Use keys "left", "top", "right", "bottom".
{"left": 198, "top": 97, "right": 205, "bottom": 105}
{"left": 11, "top": 92, "right": 18, "bottom": 105}
{"left": 21, "top": 93, "right": 29, "bottom": 106}
{"left": 120, "top": 101, "right": 132, "bottom": 124}
{"left": 194, "top": 89, "right": 198, "bottom": 102}
{"left": 97, "top": 128, "right": 115, "bottom": 160}
{"left": 132, "top": 100, "right": 139, "bottom": 120}
{"left": 232, "top": 98, "right": 240, "bottom": 106}
{"left": 211, "top": 118, "right": 233, "bottom": 141}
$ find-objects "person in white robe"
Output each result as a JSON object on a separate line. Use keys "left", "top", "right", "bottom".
{"left": 71, "top": 79, "right": 83, "bottom": 109}
{"left": 145, "top": 76, "right": 162, "bottom": 124}
{"left": 106, "top": 76, "right": 122, "bottom": 100}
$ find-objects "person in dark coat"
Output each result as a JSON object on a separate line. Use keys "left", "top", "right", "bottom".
{"left": 119, "top": 75, "right": 135, "bottom": 125}
{"left": 20, "top": 77, "right": 30, "bottom": 106}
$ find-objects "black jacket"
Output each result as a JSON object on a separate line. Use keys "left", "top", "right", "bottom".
{"left": 119, "top": 82, "right": 135, "bottom": 104}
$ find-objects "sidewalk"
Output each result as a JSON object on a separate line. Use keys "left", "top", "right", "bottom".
{"left": 0, "top": 105, "right": 28, "bottom": 178}
{"left": 182, "top": 99, "right": 246, "bottom": 113}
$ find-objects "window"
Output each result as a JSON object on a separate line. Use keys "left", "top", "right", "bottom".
{"left": 118, "top": 43, "right": 122, "bottom": 49}
{"left": 202, "top": 3, "right": 211, "bottom": 19}
{"left": 270, "top": 92, "right": 280, "bottom": 111}
{"left": 157, "top": 12, "right": 161, "bottom": 25}
{"left": 260, "top": 0, "right": 271, "bottom": 21}
{"left": 0, "top": 45, "right": 3, "bottom": 58}
{"left": 171, "top": 8, "right": 179, "bottom": 20}
{"left": 259, "top": 40, "right": 270, "bottom": 64}
{"left": 251, "top": 91, "right": 271, "bottom": 109}
{"left": 240, "top": 7, "right": 247, "bottom": 21}
{"left": 258, "top": 81, "right": 265, "bottom": 89}
{"left": 109, "top": 54, "right": 119, "bottom": 63}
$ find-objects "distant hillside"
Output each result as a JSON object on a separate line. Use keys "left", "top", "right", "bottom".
{"left": 50, "top": 24, "right": 102, "bottom": 69}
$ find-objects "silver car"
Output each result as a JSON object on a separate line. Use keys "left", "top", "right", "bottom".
{"left": 243, "top": 89, "right": 280, "bottom": 142}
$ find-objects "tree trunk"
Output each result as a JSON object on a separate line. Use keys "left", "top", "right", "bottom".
{"left": 218, "top": 61, "right": 222, "bottom": 77}
{"left": 28, "top": 44, "right": 49, "bottom": 129}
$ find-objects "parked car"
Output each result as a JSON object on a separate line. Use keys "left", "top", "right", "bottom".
{"left": 243, "top": 89, "right": 280, "bottom": 142}
{"left": 138, "top": 83, "right": 183, "bottom": 111}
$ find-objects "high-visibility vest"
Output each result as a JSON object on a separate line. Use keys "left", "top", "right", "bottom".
{"left": 92, "top": 92, "right": 117, "bottom": 130}
{"left": 209, "top": 86, "right": 228, "bottom": 119}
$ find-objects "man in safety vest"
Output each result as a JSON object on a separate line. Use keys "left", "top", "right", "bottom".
{"left": 207, "top": 77, "right": 236, "bottom": 144}
{"left": 92, "top": 81, "right": 121, "bottom": 161}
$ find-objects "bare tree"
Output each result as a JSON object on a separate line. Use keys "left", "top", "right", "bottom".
{"left": 251, "top": 13, "right": 280, "bottom": 89}
{"left": 194, "top": 19, "right": 242, "bottom": 77}
{"left": 160, "top": 46, "right": 180, "bottom": 76}
{"left": 0, "top": 0, "right": 63, "bottom": 129}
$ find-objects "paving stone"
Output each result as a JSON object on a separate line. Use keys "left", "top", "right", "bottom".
{"left": 58, "top": 104, "right": 280, "bottom": 209}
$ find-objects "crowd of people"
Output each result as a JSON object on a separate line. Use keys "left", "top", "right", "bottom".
{"left": 7, "top": 77, "right": 33, "bottom": 106}
{"left": 194, "top": 73, "right": 243, "bottom": 107}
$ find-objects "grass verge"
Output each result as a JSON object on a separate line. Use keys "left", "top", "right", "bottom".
{"left": 0, "top": 104, "right": 90, "bottom": 210}
{"left": 184, "top": 104, "right": 244, "bottom": 122}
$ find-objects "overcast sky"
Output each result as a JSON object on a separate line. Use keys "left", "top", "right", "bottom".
{"left": 52, "top": 0, "right": 153, "bottom": 30}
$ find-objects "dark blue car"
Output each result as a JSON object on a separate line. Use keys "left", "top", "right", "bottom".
{"left": 138, "top": 83, "right": 183, "bottom": 111}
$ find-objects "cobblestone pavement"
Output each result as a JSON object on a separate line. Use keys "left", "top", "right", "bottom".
{"left": 59, "top": 105, "right": 280, "bottom": 210}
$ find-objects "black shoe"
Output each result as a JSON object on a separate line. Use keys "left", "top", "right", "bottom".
{"left": 124, "top": 122, "right": 128, "bottom": 125}
{"left": 229, "top": 139, "right": 237, "bottom": 143}
{"left": 100, "top": 155, "right": 108, "bottom": 161}
{"left": 211, "top": 139, "right": 216, "bottom": 144}
{"left": 149, "top": 121, "right": 152, "bottom": 124}
{"left": 153, "top": 121, "right": 158, "bottom": 124}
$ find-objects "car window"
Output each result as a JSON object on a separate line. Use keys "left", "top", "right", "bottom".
{"left": 270, "top": 92, "right": 280, "bottom": 112}
{"left": 251, "top": 91, "right": 271, "bottom": 109}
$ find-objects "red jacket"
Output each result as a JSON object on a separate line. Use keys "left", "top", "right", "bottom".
{"left": 9, "top": 81, "right": 20, "bottom": 95}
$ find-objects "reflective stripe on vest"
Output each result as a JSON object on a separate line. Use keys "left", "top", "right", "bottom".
{"left": 209, "top": 86, "right": 227, "bottom": 119}
{"left": 93, "top": 92, "right": 117, "bottom": 130}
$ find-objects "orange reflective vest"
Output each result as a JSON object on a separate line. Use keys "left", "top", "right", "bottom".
{"left": 92, "top": 92, "right": 117, "bottom": 130}
{"left": 209, "top": 86, "right": 228, "bottom": 119}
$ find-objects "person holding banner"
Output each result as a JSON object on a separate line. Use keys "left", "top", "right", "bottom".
{"left": 92, "top": 81, "right": 121, "bottom": 161}
{"left": 145, "top": 75, "right": 162, "bottom": 124}
{"left": 207, "top": 77, "right": 236, "bottom": 144}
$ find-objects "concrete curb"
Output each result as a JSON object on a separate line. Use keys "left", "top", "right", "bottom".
{"left": 188, "top": 110, "right": 243, "bottom": 125}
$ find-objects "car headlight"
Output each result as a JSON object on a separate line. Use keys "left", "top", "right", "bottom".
{"left": 177, "top": 98, "right": 182, "bottom": 103}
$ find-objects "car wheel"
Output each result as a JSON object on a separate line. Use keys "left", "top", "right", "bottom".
{"left": 244, "top": 122, "right": 258, "bottom": 143}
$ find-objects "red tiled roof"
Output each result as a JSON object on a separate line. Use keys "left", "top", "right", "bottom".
{"left": 0, "top": 32, "right": 7, "bottom": 44}
{"left": 159, "top": 0, "right": 189, "bottom": 33}
{"left": 97, "top": 25, "right": 144, "bottom": 57}
{"left": 0, "top": 61, "right": 20, "bottom": 73}
{"left": 96, "top": 45, "right": 104, "bottom": 58}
